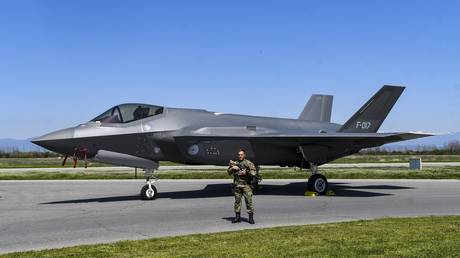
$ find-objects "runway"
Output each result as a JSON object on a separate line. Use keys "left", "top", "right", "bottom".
{"left": 1, "top": 179, "right": 460, "bottom": 254}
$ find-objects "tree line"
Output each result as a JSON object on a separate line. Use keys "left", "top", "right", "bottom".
{"left": 0, "top": 151, "right": 60, "bottom": 158}
{"left": 359, "top": 140, "right": 460, "bottom": 155}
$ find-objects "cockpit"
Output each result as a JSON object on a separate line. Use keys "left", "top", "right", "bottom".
{"left": 91, "top": 104, "right": 164, "bottom": 123}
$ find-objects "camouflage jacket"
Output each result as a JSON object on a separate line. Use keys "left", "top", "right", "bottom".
{"left": 227, "top": 159, "right": 257, "bottom": 185}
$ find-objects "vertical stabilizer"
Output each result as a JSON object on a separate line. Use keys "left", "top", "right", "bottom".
{"left": 298, "top": 95, "right": 333, "bottom": 122}
{"left": 338, "top": 85, "right": 405, "bottom": 133}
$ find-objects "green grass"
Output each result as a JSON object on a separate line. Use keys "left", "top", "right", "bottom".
{"left": 1, "top": 167, "right": 459, "bottom": 180}
{"left": 1, "top": 155, "right": 459, "bottom": 168}
{"left": 3, "top": 216, "right": 460, "bottom": 258}
{"left": 0, "top": 158, "right": 183, "bottom": 168}
{"left": 0, "top": 158, "right": 110, "bottom": 168}
{"left": 320, "top": 167, "right": 460, "bottom": 179}
{"left": 333, "top": 154, "right": 460, "bottom": 163}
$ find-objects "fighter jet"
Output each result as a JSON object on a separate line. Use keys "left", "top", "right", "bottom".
{"left": 32, "top": 85, "right": 432, "bottom": 200}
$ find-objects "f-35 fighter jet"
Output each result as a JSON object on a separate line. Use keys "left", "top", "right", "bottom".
{"left": 32, "top": 85, "right": 432, "bottom": 200}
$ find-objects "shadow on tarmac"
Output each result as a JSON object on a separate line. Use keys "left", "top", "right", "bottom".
{"left": 41, "top": 182, "right": 414, "bottom": 204}
{"left": 222, "top": 217, "right": 252, "bottom": 223}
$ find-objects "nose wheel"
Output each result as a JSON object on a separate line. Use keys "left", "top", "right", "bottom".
{"left": 141, "top": 168, "right": 159, "bottom": 200}
{"left": 141, "top": 183, "right": 158, "bottom": 200}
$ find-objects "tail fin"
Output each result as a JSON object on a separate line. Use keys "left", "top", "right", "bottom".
{"left": 298, "top": 94, "right": 333, "bottom": 122}
{"left": 338, "top": 85, "right": 405, "bottom": 133}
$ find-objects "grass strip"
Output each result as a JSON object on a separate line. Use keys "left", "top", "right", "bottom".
{"left": 3, "top": 216, "right": 460, "bottom": 258}
{"left": 0, "top": 167, "right": 459, "bottom": 180}
{"left": 1, "top": 155, "right": 459, "bottom": 168}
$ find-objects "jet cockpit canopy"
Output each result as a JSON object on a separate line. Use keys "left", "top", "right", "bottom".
{"left": 91, "top": 104, "right": 164, "bottom": 123}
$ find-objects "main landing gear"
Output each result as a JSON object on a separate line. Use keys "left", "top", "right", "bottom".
{"left": 141, "top": 168, "right": 158, "bottom": 200}
{"left": 306, "top": 163, "right": 328, "bottom": 195}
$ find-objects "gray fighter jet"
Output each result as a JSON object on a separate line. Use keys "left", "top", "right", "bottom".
{"left": 32, "top": 85, "right": 432, "bottom": 200}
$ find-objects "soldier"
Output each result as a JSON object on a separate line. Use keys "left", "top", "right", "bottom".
{"left": 227, "top": 148, "right": 257, "bottom": 224}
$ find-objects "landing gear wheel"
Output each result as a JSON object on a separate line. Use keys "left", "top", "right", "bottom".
{"left": 141, "top": 184, "right": 158, "bottom": 200}
{"left": 307, "top": 174, "right": 328, "bottom": 195}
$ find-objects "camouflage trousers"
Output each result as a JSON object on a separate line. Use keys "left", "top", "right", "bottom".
{"left": 233, "top": 184, "right": 254, "bottom": 214}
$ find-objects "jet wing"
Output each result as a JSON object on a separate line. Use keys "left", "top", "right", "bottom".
{"left": 174, "top": 131, "right": 432, "bottom": 165}
{"left": 174, "top": 132, "right": 433, "bottom": 147}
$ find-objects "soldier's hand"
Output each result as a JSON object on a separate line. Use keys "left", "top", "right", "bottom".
{"left": 232, "top": 166, "right": 240, "bottom": 171}
{"left": 238, "top": 170, "right": 246, "bottom": 176}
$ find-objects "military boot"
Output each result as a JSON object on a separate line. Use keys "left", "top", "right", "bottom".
{"left": 232, "top": 212, "right": 241, "bottom": 223}
{"left": 248, "top": 213, "right": 255, "bottom": 224}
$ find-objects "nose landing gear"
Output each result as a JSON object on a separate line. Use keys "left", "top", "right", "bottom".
{"left": 141, "top": 183, "right": 158, "bottom": 200}
{"left": 141, "top": 168, "right": 158, "bottom": 200}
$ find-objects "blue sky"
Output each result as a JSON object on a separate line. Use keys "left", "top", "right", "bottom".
{"left": 0, "top": 1, "right": 459, "bottom": 139}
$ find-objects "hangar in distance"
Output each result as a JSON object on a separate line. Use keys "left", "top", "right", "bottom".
{"left": 32, "top": 85, "right": 432, "bottom": 200}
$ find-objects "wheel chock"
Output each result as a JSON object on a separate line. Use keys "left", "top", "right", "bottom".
{"left": 305, "top": 191, "right": 318, "bottom": 197}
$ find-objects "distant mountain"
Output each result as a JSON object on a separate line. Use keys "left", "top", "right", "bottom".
{"left": 0, "top": 138, "right": 45, "bottom": 152}
{"left": 0, "top": 132, "right": 459, "bottom": 152}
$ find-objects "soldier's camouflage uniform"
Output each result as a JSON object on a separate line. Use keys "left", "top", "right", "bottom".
{"left": 227, "top": 159, "right": 257, "bottom": 214}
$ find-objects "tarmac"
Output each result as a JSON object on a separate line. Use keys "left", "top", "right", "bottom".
{"left": 1, "top": 179, "right": 460, "bottom": 254}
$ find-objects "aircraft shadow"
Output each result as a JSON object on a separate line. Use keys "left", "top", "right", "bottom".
{"left": 41, "top": 182, "right": 413, "bottom": 204}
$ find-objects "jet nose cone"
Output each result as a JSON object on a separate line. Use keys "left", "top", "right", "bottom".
{"left": 31, "top": 128, "right": 76, "bottom": 152}
{"left": 32, "top": 128, "right": 75, "bottom": 143}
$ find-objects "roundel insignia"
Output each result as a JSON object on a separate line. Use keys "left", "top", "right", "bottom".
{"left": 188, "top": 144, "right": 199, "bottom": 156}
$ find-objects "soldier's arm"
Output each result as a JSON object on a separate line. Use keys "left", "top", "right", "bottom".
{"left": 227, "top": 161, "right": 235, "bottom": 175}
{"left": 247, "top": 161, "right": 257, "bottom": 176}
